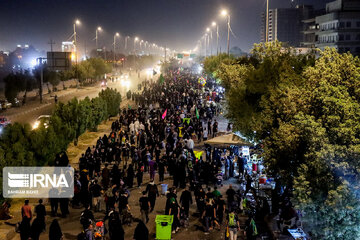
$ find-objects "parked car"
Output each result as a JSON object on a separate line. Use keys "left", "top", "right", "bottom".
{"left": 0, "top": 100, "right": 12, "bottom": 110}
{"left": 32, "top": 115, "right": 51, "bottom": 129}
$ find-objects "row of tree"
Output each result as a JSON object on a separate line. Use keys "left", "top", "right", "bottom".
{"left": 3, "top": 58, "right": 112, "bottom": 104}
{"left": 211, "top": 42, "right": 360, "bottom": 239}
{"left": 0, "top": 88, "right": 121, "bottom": 176}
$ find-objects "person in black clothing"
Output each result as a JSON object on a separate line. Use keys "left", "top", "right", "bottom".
{"left": 105, "top": 208, "right": 125, "bottom": 240}
{"left": 49, "top": 219, "right": 63, "bottom": 240}
{"left": 80, "top": 205, "right": 94, "bottom": 230}
{"left": 245, "top": 173, "right": 254, "bottom": 195}
{"left": 207, "top": 119, "right": 212, "bottom": 136}
{"left": 168, "top": 197, "right": 180, "bottom": 233}
{"left": 212, "top": 120, "right": 218, "bottom": 138}
{"left": 59, "top": 198, "right": 69, "bottom": 218}
{"left": 226, "top": 184, "right": 236, "bottom": 212}
{"left": 180, "top": 185, "right": 192, "bottom": 218}
{"left": 158, "top": 157, "right": 166, "bottom": 182}
{"left": 133, "top": 220, "right": 149, "bottom": 240}
{"left": 90, "top": 180, "right": 102, "bottom": 212}
{"left": 136, "top": 164, "right": 144, "bottom": 187}
{"left": 34, "top": 199, "right": 46, "bottom": 231}
{"left": 145, "top": 181, "right": 159, "bottom": 212}
{"left": 216, "top": 195, "right": 226, "bottom": 225}
{"left": 30, "top": 217, "right": 43, "bottom": 240}
{"left": 127, "top": 164, "right": 135, "bottom": 188}
{"left": 202, "top": 199, "right": 218, "bottom": 232}
{"left": 139, "top": 191, "right": 150, "bottom": 223}
{"left": 195, "top": 186, "right": 205, "bottom": 214}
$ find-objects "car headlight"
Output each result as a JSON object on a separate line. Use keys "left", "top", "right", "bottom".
{"left": 33, "top": 121, "right": 39, "bottom": 129}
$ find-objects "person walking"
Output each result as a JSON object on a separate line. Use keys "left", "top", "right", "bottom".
{"left": 106, "top": 208, "right": 124, "bottom": 240}
{"left": 207, "top": 119, "right": 212, "bottom": 137}
{"left": 133, "top": 220, "right": 149, "bottom": 240}
{"left": 136, "top": 165, "right": 144, "bottom": 188}
{"left": 158, "top": 157, "right": 166, "bottom": 182}
{"left": 226, "top": 185, "right": 236, "bottom": 212}
{"left": 180, "top": 185, "right": 192, "bottom": 218}
{"left": 34, "top": 199, "right": 46, "bottom": 231}
{"left": 89, "top": 179, "right": 102, "bottom": 212}
{"left": 127, "top": 164, "right": 135, "bottom": 188}
{"left": 226, "top": 210, "right": 240, "bottom": 240}
{"left": 20, "top": 199, "right": 32, "bottom": 240}
{"left": 49, "top": 219, "right": 63, "bottom": 240}
{"left": 212, "top": 120, "right": 218, "bottom": 138}
{"left": 145, "top": 180, "right": 159, "bottom": 212}
{"left": 30, "top": 217, "right": 43, "bottom": 240}
{"left": 168, "top": 197, "right": 180, "bottom": 234}
{"left": 139, "top": 191, "right": 150, "bottom": 223}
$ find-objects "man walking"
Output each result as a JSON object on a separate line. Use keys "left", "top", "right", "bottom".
{"left": 180, "top": 185, "right": 193, "bottom": 218}
{"left": 145, "top": 180, "right": 159, "bottom": 212}
{"left": 226, "top": 210, "right": 240, "bottom": 240}
{"left": 139, "top": 191, "right": 150, "bottom": 223}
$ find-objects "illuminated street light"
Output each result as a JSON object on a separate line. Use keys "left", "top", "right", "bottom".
{"left": 113, "top": 32, "right": 120, "bottom": 66}
{"left": 220, "top": 9, "right": 231, "bottom": 55}
{"left": 73, "top": 19, "right": 81, "bottom": 64}
{"left": 212, "top": 21, "right": 219, "bottom": 55}
{"left": 221, "top": 9, "right": 228, "bottom": 16}
{"left": 95, "top": 26, "right": 102, "bottom": 50}
{"left": 124, "top": 36, "right": 130, "bottom": 51}
{"left": 134, "top": 37, "right": 139, "bottom": 54}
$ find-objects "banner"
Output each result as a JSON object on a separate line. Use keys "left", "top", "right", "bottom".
{"left": 193, "top": 151, "right": 203, "bottom": 160}
{"left": 162, "top": 109, "right": 167, "bottom": 119}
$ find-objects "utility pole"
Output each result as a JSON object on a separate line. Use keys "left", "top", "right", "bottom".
{"left": 266, "top": 0, "right": 269, "bottom": 43}
{"left": 210, "top": 30, "right": 213, "bottom": 56}
{"left": 227, "top": 15, "right": 230, "bottom": 55}
{"left": 37, "top": 58, "right": 44, "bottom": 104}
{"left": 48, "top": 39, "right": 55, "bottom": 52}
{"left": 216, "top": 24, "right": 219, "bottom": 55}
{"left": 164, "top": 46, "right": 167, "bottom": 63}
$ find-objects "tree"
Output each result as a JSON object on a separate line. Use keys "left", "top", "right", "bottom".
{"left": 98, "top": 88, "right": 121, "bottom": 117}
{"left": 3, "top": 71, "right": 32, "bottom": 103}
{"left": 203, "top": 53, "right": 236, "bottom": 76}
{"left": 87, "top": 58, "right": 112, "bottom": 80}
{"left": 218, "top": 41, "right": 360, "bottom": 238}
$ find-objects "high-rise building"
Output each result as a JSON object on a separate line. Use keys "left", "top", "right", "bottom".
{"left": 261, "top": 5, "right": 314, "bottom": 47}
{"left": 301, "top": 9, "right": 326, "bottom": 48}
{"left": 315, "top": 0, "right": 360, "bottom": 55}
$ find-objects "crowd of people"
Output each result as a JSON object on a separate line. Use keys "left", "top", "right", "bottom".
{"left": 15, "top": 69, "right": 300, "bottom": 240}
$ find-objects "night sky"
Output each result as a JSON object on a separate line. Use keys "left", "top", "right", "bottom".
{"left": 0, "top": 0, "right": 331, "bottom": 54}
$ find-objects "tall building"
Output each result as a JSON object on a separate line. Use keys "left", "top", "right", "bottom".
{"left": 261, "top": 5, "right": 314, "bottom": 47}
{"left": 301, "top": 9, "right": 326, "bottom": 48}
{"left": 315, "top": 0, "right": 360, "bottom": 55}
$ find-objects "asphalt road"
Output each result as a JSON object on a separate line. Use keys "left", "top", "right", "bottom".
{"left": 2, "top": 71, "right": 148, "bottom": 127}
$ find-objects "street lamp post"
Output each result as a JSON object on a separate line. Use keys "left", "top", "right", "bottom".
{"left": 203, "top": 34, "right": 208, "bottom": 56}
{"left": 113, "top": 32, "right": 120, "bottom": 68}
{"left": 145, "top": 41, "right": 148, "bottom": 55}
{"left": 140, "top": 40, "right": 144, "bottom": 52}
{"left": 221, "top": 10, "right": 231, "bottom": 55}
{"left": 95, "top": 26, "right": 102, "bottom": 52}
{"left": 212, "top": 21, "right": 219, "bottom": 55}
{"left": 206, "top": 27, "right": 213, "bottom": 56}
{"left": 73, "top": 19, "right": 80, "bottom": 64}
{"left": 266, "top": 0, "right": 269, "bottom": 42}
{"left": 133, "top": 37, "right": 139, "bottom": 70}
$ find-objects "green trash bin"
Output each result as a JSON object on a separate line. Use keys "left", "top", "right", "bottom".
{"left": 155, "top": 215, "right": 173, "bottom": 240}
